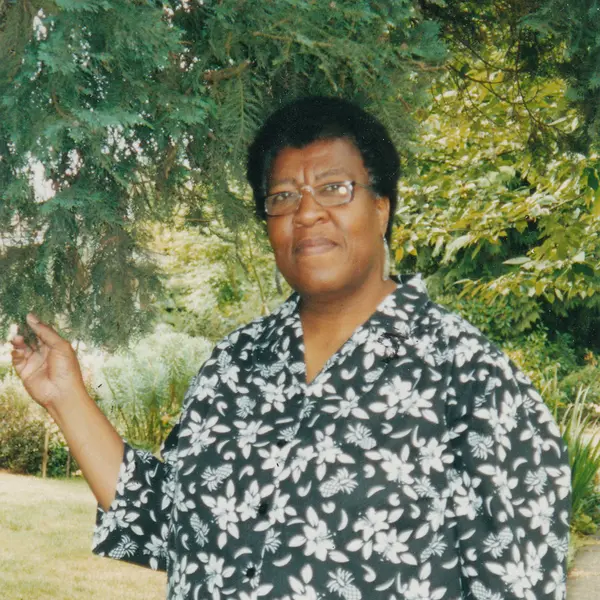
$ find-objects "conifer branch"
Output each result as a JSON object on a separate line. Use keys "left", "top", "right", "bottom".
{"left": 252, "top": 31, "right": 332, "bottom": 48}
{"left": 203, "top": 60, "right": 251, "bottom": 83}
{"left": 51, "top": 90, "right": 76, "bottom": 123}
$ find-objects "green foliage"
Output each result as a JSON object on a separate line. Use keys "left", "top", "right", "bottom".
{"left": 0, "top": 0, "right": 446, "bottom": 348}
{"left": 560, "top": 387, "right": 600, "bottom": 533}
{"left": 523, "top": 0, "right": 600, "bottom": 149}
{"left": 150, "top": 220, "right": 288, "bottom": 342}
{"left": 397, "top": 50, "right": 600, "bottom": 349}
{"left": 561, "top": 362, "right": 600, "bottom": 411}
{"left": 502, "top": 327, "right": 579, "bottom": 388}
{"left": 94, "top": 325, "right": 212, "bottom": 451}
{"left": 0, "top": 375, "right": 45, "bottom": 474}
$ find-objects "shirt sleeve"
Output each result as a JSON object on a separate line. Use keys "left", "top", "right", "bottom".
{"left": 91, "top": 423, "right": 180, "bottom": 571}
{"left": 446, "top": 336, "right": 571, "bottom": 600}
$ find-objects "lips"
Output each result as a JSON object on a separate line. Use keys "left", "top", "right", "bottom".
{"left": 293, "top": 236, "right": 338, "bottom": 256}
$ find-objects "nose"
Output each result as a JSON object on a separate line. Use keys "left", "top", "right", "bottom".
{"left": 293, "top": 185, "right": 328, "bottom": 226}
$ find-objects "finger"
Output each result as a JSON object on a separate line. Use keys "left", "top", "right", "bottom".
{"left": 11, "top": 334, "right": 38, "bottom": 353}
{"left": 11, "top": 346, "right": 32, "bottom": 364}
{"left": 26, "top": 314, "right": 65, "bottom": 349}
{"left": 10, "top": 334, "right": 25, "bottom": 346}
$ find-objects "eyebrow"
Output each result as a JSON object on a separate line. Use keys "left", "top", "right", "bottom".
{"left": 269, "top": 168, "right": 352, "bottom": 187}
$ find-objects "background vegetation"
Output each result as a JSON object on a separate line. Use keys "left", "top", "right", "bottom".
{"left": 0, "top": 0, "right": 599, "bottom": 539}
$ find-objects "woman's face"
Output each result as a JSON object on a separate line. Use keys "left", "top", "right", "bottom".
{"left": 266, "top": 137, "right": 390, "bottom": 299}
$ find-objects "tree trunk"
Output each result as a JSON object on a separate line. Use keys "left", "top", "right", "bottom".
{"left": 41, "top": 422, "right": 50, "bottom": 478}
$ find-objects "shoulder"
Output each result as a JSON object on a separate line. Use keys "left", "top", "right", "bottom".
{"left": 400, "top": 275, "right": 534, "bottom": 397}
{"left": 181, "top": 294, "right": 299, "bottom": 409}
{"left": 211, "top": 292, "right": 299, "bottom": 356}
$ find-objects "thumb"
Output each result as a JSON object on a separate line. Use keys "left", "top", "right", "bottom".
{"left": 26, "top": 314, "right": 65, "bottom": 349}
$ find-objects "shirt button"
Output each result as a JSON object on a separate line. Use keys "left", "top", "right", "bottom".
{"left": 245, "top": 566, "right": 256, "bottom": 578}
{"left": 258, "top": 501, "right": 269, "bottom": 516}
{"left": 276, "top": 439, "right": 287, "bottom": 448}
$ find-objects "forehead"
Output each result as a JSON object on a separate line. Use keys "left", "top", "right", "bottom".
{"left": 269, "top": 138, "right": 367, "bottom": 183}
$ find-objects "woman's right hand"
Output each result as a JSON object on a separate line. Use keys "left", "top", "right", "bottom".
{"left": 10, "top": 313, "right": 88, "bottom": 410}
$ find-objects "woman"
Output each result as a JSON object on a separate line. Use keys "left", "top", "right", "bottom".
{"left": 11, "top": 97, "right": 570, "bottom": 599}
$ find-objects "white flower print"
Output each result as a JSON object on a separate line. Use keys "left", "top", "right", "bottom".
{"left": 235, "top": 420, "right": 273, "bottom": 458}
{"left": 169, "top": 555, "right": 197, "bottom": 600}
{"left": 260, "top": 374, "right": 287, "bottom": 413}
{"left": 237, "top": 480, "right": 264, "bottom": 521}
{"left": 290, "top": 446, "right": 317, "bottom": 483}
{"left": 289, "top": 564, "right": 318, "bottom": 600}
{"left": 201, "top": 480, "right": 239, "bottom": 543}
{"left": 454, "top": 335, "right": 483, "bottom": 367}
{"left": 375, "top": 446, "right": 415, "bottom": 486}
{"left": 179, "top": 413, "right": 225, "bottom": 457}
{"left": 92, "top": 278, "right": 569, "bottom": 600}
{"left": 323, "top": 388, "right": 369, "bottom": 420}
{"left": 199, "top": 552, "right": 235, "bottom": 594}
{"left": 349, "top": 508, "right": 390, "bottom": 559}
{"left": 454, "top": 483, "right": 483, "bottom": 521}
{"left": 425, "top": 497, "right": 449, "bottom": 531}
{"left": 544, "top": 565, "right": 566, "bottom": 600}
{"left": 267, "top": 492, "right": 296, "bottom": 526}
{"left": 374, "top": 376, "right": 412, "bottom": 417}
{"left": 373, "top": 528, "right": 414, "bottom": 564}
{"left": 519, "top": 495, "right": 554, "bottom": 535}
{"left": 144, "top": 523, "right": 169, "bottom": 568}
{"left": 216, "top": 352, "right": 240, "bottom": 389}
{"left": 289, "top": 508, "right": 336, "bottom": 561}
{"left": 419, "top": 438, "right": 447, "bottom": 474}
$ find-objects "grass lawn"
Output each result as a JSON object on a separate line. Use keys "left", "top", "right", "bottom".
{"left": 0, "top": 471, "right": 166, "bottom": 600}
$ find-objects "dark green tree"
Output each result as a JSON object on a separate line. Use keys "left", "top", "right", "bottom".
{"left": 0, "top": 0, "right": 445, "bottom": 347}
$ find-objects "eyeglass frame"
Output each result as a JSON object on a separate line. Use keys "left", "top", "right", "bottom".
{"left": 264, "top": 180, "right": 377, "bottom": 217}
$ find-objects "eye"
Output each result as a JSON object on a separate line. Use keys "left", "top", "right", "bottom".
{"left": 319, "top": 182, "right": 351, "bottom": 197}
{"left": 267, "top": 191, "right": 295, "bottom": 203}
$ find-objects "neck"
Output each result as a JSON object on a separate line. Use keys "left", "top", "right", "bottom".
{"left": 299, "top": 278, "right": 397, "bottom": 335}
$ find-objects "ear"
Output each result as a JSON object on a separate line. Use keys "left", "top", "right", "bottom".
{"left": 375, "top": 195, "right": 390, "bottom": 238}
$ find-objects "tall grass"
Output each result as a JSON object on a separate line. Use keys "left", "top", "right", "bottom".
{"left": 560, "top": 387, "right": 600, "bottom": 531}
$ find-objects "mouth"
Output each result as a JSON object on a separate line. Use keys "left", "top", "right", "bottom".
{"left": 293, "top": 237, "right": 338, "bottom": 256}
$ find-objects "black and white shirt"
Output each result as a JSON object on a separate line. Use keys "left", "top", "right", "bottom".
{"left": 93, "top": 275, "right": 570, "bottom": 600}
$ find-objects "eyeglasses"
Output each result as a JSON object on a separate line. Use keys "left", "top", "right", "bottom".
{"left": 264, "top": 180, "right": 375, "bottom": 217}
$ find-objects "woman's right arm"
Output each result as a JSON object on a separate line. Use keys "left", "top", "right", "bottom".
{"left": 10, "top": 313, "right": 124, "bottom": 511}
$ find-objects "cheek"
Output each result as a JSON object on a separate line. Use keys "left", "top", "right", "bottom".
{"left": 267, "top": 220, "right": 291, "bottom": 259}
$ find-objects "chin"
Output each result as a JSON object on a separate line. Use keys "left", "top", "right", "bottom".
{"left": 285, "top": 266, "right": 352, "bottom": 298}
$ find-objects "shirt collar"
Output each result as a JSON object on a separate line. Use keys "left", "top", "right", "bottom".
{"left": 252, "top": 274, "right": 431, "bottom": 370}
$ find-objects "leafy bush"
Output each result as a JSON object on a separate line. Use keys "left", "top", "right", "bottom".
{"left": 0, "top": 374, "right": 76, "bottom": 477}
{"left": 94, "top": 325, "right": 212, "bottom": 452}
{"left": 0, "top": 375, "right": 45, "bottom": 474}
{"left": 560, "top": 364, "right": 600, "bottom": 410}
{"left": 560, "top": 387, "right": 600, "bottom": 534}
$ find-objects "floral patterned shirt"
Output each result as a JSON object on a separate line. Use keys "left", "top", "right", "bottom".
{"left": 92, "top": 275, "right": 570, "bottom": 600}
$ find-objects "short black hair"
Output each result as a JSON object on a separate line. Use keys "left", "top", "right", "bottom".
{"left": 247, "top": 96, "right": 400, "bottom": 241}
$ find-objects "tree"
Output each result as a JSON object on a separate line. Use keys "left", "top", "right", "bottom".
{"left": 395, "top": 3, "right": 600, "bottom": 351}
{"left": 0, "top": 0, "right": 445, "bottom": 347}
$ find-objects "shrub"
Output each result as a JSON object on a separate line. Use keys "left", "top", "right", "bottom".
{"left": 0, "top": 375, "right": 45, "bottom": 474}
{"left": 94, "top": 325, "right": 212, "bottom": 452}
{"left": 502, "top": 327, "right": 579, "bottom": 390}
{"left": 560, "top": 364, "right": 600, "bottom": 412}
